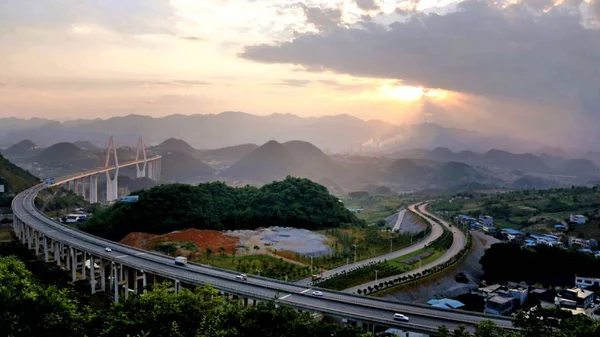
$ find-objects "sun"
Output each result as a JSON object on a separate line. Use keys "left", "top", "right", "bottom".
{"left": 379, "top": 85, "right": 449, "bottom": 102}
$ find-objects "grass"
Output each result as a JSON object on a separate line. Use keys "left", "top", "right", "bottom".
{"left": 193, "top": 254, "right": 311, "bottom": 282}
{"left": 0, "top": 227, "right": 13, "bottom": 242}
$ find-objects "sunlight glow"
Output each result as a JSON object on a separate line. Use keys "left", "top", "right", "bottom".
{"left": 379, "top": 85, "right": 449, "bottom": 102}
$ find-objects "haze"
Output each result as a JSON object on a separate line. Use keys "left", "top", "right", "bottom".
{"left": 1, "top": 0, "right": 600, "bottom": 149}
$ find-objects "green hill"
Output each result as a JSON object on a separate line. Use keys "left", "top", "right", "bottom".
{"left": 0, "top": 154, "right": 39, "bottom": 206}
{"left": 84, "top": 176, "right": 361, "bottom": 240}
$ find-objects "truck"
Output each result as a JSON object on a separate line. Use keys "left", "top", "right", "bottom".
{"left": 43, "top": 178, "right": 55, "bottom": 185}
{"left": 174, "top": 256, "right": 187, "bottom": 266}
{"left": 311, "top": 274, "right": 322, "bottom": 281}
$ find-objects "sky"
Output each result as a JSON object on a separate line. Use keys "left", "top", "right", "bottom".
{"left": 1, "top": 0, "right": 600, "bottom": 147}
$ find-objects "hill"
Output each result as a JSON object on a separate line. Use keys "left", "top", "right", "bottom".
{"left": 73, "top": 140, "right": 99, "bottom": 150}
{"left": 482, "top": 149, "right": 549, "bottom": 173}
{"left": 83, "top": 177, "right": 361, "bottom": 240}
{"left": 426, "top": 147, "right": 455, "bottom": 162}
{"left": 559, "top": 159, "right": 600, "bottom": 177}
{"left": 436, "top": 161, "right": 484, "bottom": 182}
{"left": 386, "top": 158, "right": 432, "bottom": 183}
{"left": 0, "top": 153, "right": 39, "bottom": 202}
{"left": 154, "top": 138, "right": 197, "bottom": 155}
{"left": 35, "top": 142, "right": 83, "bottom": 164}
{"left": 117, "top": 176, "right": 157, "bottom": 192}
{"left": 282, "top": 140, "right": 338, "bottom": 178}
{"left": 160, "top": 151, "right": 215, "bottom": 183}
{"left": 197, "top": 143, "right": 258, "bottom": 163}
{"left": 2, "top": 139, "right": 38, "bottom": 157}
{"left": 509, "top": 176, "right": 561, "bottom": 190}
{"left": 223, "top": 140, "right": 300, "bottom": 182}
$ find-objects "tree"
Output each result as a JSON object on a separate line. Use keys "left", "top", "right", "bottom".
{"left": 253, "top": 245, "right": 260, "bottom": 253}
{"left": 205, "top": 248, "right": 213, "bottom": 260}
{"left": 218, "top": 246, "right": 226, "bottom": 257}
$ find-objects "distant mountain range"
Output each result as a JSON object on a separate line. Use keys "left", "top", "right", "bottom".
{"left": 0, "top": 112, "right": 544, "bottom": 153}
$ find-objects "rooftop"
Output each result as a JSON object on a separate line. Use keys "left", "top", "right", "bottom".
{"left": 427, "top": 298, "right": 465, "bottom": 309}
{"left": 502, "top": 228, "right": 523, "bottom": 235}
{"left": 488, "top": 295, "right": 516, "bottom": 304}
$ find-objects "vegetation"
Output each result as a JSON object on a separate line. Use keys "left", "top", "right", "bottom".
{"left": 0, "top": 153, "right": 39, "bottom": 206}
{"left": 0, "top": 254, "right": 369, "bottom": 337}
{"left": 34, "top": 188, "right": 95, "bottom": 216}
{"left": 437, "top": 308, "right": 600, "bottom": 337}
{"left": 480, "top": 243, "right": 600, "bottom": 286}
{"left": 84, "top": 177, "right": 362, "bottom": 240}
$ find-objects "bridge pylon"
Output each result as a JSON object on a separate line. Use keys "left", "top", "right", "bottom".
{"left": 105, "top": 136, "right": 119, "bottom": 202}
{"left": 135, "top": 136, "right": 147, "bottom": 178}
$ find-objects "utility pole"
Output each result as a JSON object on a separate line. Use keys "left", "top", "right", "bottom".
{"left": 375, "top": 270, "right": 378, "bottom": 283}
{"left": 390, "top": 235, "right": 393, "bottom": 253}
{"left": 310, "top": 255, "right": 313, "bottom": 275}
{"left": 353, "top": 245, "right": 358, "bottom": 264}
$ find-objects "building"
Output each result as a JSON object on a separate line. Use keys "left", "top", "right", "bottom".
{"left": 475, "top": 283, "right": 529, "bottom": 316}
{"left": 555, "top": 287, "right": 594, "bottom": 309}
{"left": 481, "top": 224, "right": 496, "bottom": 234}
{"left": 501, "top": 228, "right": 524, "bottom": 242}
{"left": 570, "top": 215, "right": 587, "bottom": 225}
{"left": 485, "top": 295, "right": 519, "bottom": 316}
{"left": 479, "top": 215, "right": 494, "bottom": 226}
{"left": 568, "top": 237, "right": 598, "bottom": 250}
{"left": 456, "top": 214, "right": 476, "bottom": 225}
{"left": 529, "top": 234, "right": 563, "bottom": 247}
{"left": 575, "top": 276, "right": 600, "bottom": 289}
{"left": 379, "top": 328, "right": 427, "bottom": 337}
{"left": 427, "top": 298, "right": 465, "bottom": 309}
{"left": 554, "top": 223, "right": 567, "bottom": 231}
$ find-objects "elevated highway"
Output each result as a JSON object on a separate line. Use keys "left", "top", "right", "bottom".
{"left": 11, "top": 165, "right": 514, "bottom": 335}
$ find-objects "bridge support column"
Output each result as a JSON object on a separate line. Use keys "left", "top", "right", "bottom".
{"left": 54, "top": 242, "right": 60, "bottom": 266}
{"left": 43, "top": 236, "right": 48, "bottom": 262}
{"left": 174, "top": 279, "right": 180, "bottom": 294}
{"left": 26, "top": 226, "right": 32, "bottom": 249}
{"left": 142, "top": 271, "right": 147, "bottom": 293}
{"left": 109, "top": 263, "right": 114, "bottom": 290}
{"left": 21, "top": 222, "right": 26, "bottom": 245}
{"left": 113, "top": 263, "right": 119, "bottom": 303}
{"left": 70, "top": 247, "right": 77, "bottom": 281}
{"left": 100, "top": 259, "right": 106, "bottom": 292}
{"left": 124, "top": 267, "right": 130, "bottom": 299}
{"left": 89, "top": 175, "right": 98, "bottom": 203}
{"left": 90, "top": 255, "right": 96, "bottom": 294}
{"left": 81, "top": 251, "right": 87, "bottom": 280}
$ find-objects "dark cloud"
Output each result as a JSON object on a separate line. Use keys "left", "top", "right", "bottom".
{"left": 297, "top": 3, "right": 343, "bottom": 30}
{"left": 355, "top": 0, "right": 380, "bottom": 11}
{"left": 241, "top": 1, "right": 600, "bottom": 117}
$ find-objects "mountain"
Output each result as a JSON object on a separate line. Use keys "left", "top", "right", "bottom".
{"left": 35, "top": 142, "right": 85, "bottom": 164}
{"left": 0, "top": 153, "right": 39, "bottom": 196}
{"left": 436, "top": 161, "right": 484, "bottom": 182}
{"left": 282, "top": 140, "right": 338, "bottom": 178}
{"left": 117, "top": 176, "right": 157, "bottom": 191}
{"left": 509, "top": 176, "right": 561, "bottom": 190}
{"left": 197, "top": 144, "right": 258, "bottom": 163}
{"left": 426, "top": 147, "right": 455, "bottom": 162}
{"left": 154, "top": 138, "right": 197, "bottom": 155}
{"left": 223, "top": 140, "right": 300, "bottom": 182}
{"left": 73, "top": 141, "right": 99, "bottom": 150}
{"left": 0, "top": 113, "right": 535, "bottom": 153}
{"left": 559, "top": 159, "right": 600, "bottom": 177}
{"left": 386, "top": 159, "right": 432, "bottom": 183}
{"left": 2, "top": 139, "right": 38, "bottom": 157}
{"left": 160, "top": 151, "right": 215, "bottom": 183}
{"left": 481, "top": 150, "right": 549, "bottom": 173}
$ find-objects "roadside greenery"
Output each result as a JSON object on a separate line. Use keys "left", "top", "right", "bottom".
{"left": 84, "top": 176, "right": 362, "bottom": 240}
{"left": 0, "top": 153, "right": 39, "bottom": 206}
{"left": 0, "top": 254, "right": 369, "bottom": 337}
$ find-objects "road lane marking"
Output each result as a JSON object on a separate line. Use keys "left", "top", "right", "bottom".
{"left": 279, "top": 294, "right": 292, "bottom": 300}
{"left": 134, "top": 252, "right": 146, "bottom": 256}
{"left": 300, "top": 288, "right": 311, "bottom": 294}
{"left": 115, "top": 255, "right": 128, "bottom": 259}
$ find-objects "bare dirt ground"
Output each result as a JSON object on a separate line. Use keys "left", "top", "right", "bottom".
{"left": 121, "top": 229, "right": 240, "bottom": 254}
{"left": 382, "top": 230, "right": 500, "bottom": 303}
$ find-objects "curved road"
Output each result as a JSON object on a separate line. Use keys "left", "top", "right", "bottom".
{"left": 12, "top": 181, "right": 511, "bottom": 333}
{"left": 344, "top": 203, "right": 467, "bottom": 293}
{"left": 296, "top": 203, "right": 443, "bottom": 286}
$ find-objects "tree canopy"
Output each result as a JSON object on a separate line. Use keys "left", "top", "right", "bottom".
{"left": 0, "top": 255, "right": 369, "bottom": 337}
{"left": 84, "top": 176, "right": 362, "bottom": 240}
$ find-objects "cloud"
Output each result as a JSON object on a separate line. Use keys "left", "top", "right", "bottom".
{"left": 355, "top": 0, "right": 380, "bottom": 12}
{"left": 297, "top": 3, "right": 343, "bottom": 30}
{"left": 180, "top": 36, "right": 203, "bottom": 41}
{"left": 0, "top": 0, "right": 174, "bottom": 35}
{"left": 241, "top": 1, "right": 600, "bottom": 118}
{"left": 274, "top": 79, "right": 312, "bottom": 87}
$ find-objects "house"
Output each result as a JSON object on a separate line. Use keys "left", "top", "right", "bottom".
{"left": 529, "top": 234, "right": 562, "bottom": 247}
{"left": 485, "top": 295, "right": 519, "bottom": 316}
{"left": 379, "top": 328, "right": 427, "bottom": 337}
{"left": 427, "top": 298, "right": 465, "bottom": 309}
{"left": 457, "top": 214, "right": 476, "bottom": 225}
{"left": 570, "top": 215, "right": 587, "bottom": 225}
{"left": 555, "top": 287, "right": 594, "bottom": 309}
{"left": 501, "top": 228, "right": 524, "bottom": 241}
{"left": 575, "top": 276, "right": 600, "bottom": 289}
{"left": 568, "top": 237, "right": 598, "bottom": 250}
{"left": 479, "top": 215, "right": 494, "bottom": 226}
{"left": 554, "top": 223, "right": 567, "bottom": 231}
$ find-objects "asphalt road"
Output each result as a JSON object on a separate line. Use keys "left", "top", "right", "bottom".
{"left": 344, "top": 203, "right": 467, "bottom": 293}
{"left": 12, "top": 184, "right": 513, "bottom": 333}
{"left": 295, "top": 203, "right": 444, "bottom": 286}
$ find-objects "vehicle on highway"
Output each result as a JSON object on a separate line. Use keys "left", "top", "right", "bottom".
{"left": 393, "top": 313, "right": 409, "bottom": 322}
{"left": 311, "top": 274, "right": 322, "bottom": 281}
{"left": 105, "top": 247, "right": 112, "bottom": 252}
{"left": 312, "top": 291, "right": 323, "bottom": 296}
{"left": 43, "top": 178, "right": 55, "bottom": 185}
{"left": 174, "top": 256, "right": 187, "bottom": 266}
{"left": 235, "top": 274, "right": 247, "bottom": 281}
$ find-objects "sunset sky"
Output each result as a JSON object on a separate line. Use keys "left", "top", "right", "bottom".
{"left": 1, "top": 0, "right": 599, "bottom": 145}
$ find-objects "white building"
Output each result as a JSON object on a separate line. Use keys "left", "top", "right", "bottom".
{"left": 570, "top": 215, "right": 587, "bottom": 225}
{"left": 568, "top": 237, "right": 598, "bottom": 250}
{"left": 575, "top": 276, "right": 600, "bottom": 289}
{"left": 479, "top": 215, "right": 494, "bottom": 226}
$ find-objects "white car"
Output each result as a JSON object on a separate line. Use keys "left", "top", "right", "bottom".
{"left": 393, "top": 313, "right": 409, "bottom": 322}
{"left": 312, "top": 291, "right": 323, "bottom": 297}
{"left": 104, "top": 247, "right": 112, "bottom": 252}
{"left": 235, "top": 274, "right": 247, "bottom": 281}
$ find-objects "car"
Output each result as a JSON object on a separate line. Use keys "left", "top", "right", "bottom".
{"left": 235, "top": 274, "right": 247, "bottom": 281}
{"left": 312, "top": 291, "right": 323, "bottom": 296}
{"left": 104, "top": 247, "right": 112, "bottom": 252}
{"left": 393, "top": 313, "right": 409, "bottom": 322}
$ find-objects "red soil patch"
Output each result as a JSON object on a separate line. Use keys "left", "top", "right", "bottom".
{"left": 120, "top": 229, "right": 239, "bottom": 254}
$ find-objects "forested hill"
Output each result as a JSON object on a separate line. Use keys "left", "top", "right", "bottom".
{"left": 84, "top": 176, "right": 362, "bottom": 240}
{"left": 0, "top": 153, "right": 39, "bottom": 194}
